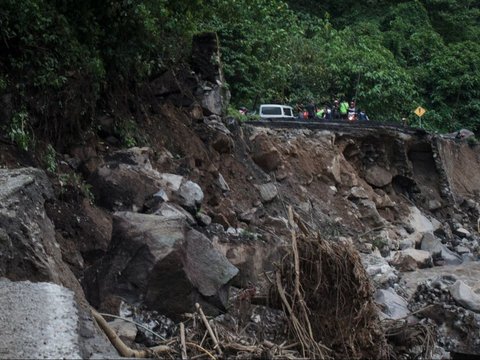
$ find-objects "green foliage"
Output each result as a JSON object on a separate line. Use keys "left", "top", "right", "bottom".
{"left": 467, "top": 136, "right": 479, "bottom": 147}
{"left": 226, "top": 106, "right": 260, "bottom": 122}
{"left": 44, "top": 144, "right": 57, "bottom": 173}
{"left": 0, "top": 0, "right": 479, "bottom": 137}
{"left": 59, "top": 172, "right": 95, "bottom": 202}
{"left": 9, "top": 110, "right": 31, "bottom": 151}
{"left": 114, "top": 116, "right": 139, "bottom": 147}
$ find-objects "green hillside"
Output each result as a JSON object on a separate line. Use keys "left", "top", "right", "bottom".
{"left": 1, "top": 0, "right": 479, "bottom": 144}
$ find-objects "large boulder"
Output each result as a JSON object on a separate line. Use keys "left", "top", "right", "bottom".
{"left": 0, "top": 279, "right": 116, "bottom": 359}
{"left": 88, "top": 148, "right": 164, "bottom": 211}
{"left": 364, "top": 165, "right": 393, "bottom": 187}
{"left": 250, "top": 133, "right": 282, "bottom": 172}
{"left": 87, "top": 211, "right": 238, "bottom": 318}
{"left": 449, "top": 280, "right": 480, "bottom": 312}
{"left": 88, "top": 148, "right": 204, "bottom": 213}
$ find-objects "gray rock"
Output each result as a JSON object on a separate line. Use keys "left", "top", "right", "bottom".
{"left": 427, "top": 199, "right": 442, "bottom": 211}
{"left": 107, "top": 319, "right": 137, "bottom": 343}
{"left": 455, "top": 245, "right": 471, "bottom": 254}
{"left": 89, "top": 150, "right": 169, "bottom": 211}
{"left": 156, "top": 174, "right": 204, "bottom": 211}
{"left": 255, "top": 183, "right": 278, "bottom": 203}
{"left": 88, "top": 212, "right": 238, "bottom": 318}
{"left": 454, "top": 227, "right": 471, "bottom": 238}
{"left": 406, "top": 206, "right": 434, "bottom": 234}
{"left": 375, "top": 288, "right": 409, "bottom": 320}
{"left": 0, "top": 279, "right": 116, "bottom": 359}
{"left": 449, "top": 280, "right": 480, "bottom": 312}
{"left": 153, "top": 202, "right": 196, "bottom": 225}
{"left": 361, "top": 252, "right": 398, "bottom": 287}
{"left": 421, "top": 233, "right": 462, "bottom": 265}
{"left": 217, "top": 173, "right": 230, "bottom": 192}
{"left": 358, "top": 199, "right": 384, "bottom": 226}
{"left": 200, "top": 83, "right": 230, "bottom": 116}
{"left": 158, "top": 173, "right": 184, "bottom": 192}
{"left": 0, "top": 168, "right": 85, "bottom": 294}
{"left": 197, "top": 212, "right": 212, "bottom": 226}
{"left": 349, "top": 186, "right": 369, "bottom": 199}
{"left": 364, "top": 165, "right": 393, "bottom": 187}
{"left": 178, "top": 180, "right": 204, "bottom": 211}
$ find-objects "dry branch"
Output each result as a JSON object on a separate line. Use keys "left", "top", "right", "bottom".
{"left": 195, "top": 303, "right": 223, "bottom": 356}
{"left": 91, "top": 308, "right": 171, "bottom": 358}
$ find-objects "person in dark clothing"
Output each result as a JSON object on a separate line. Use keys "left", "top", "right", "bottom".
{"left": 357, "top": 109, "right": 369, "bottom": 121}
{"left": 305, "top": 101, "right": 316, "bottom": 120}
{"left": 332, "top": 99, "right": 340, "bottom": 120}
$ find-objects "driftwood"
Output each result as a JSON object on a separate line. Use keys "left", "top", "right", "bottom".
{"left": 180, "top": 322, "right": 187, "bottom": 360}
{"left": 91, "top": 308, "right": 172, "bottom": 358}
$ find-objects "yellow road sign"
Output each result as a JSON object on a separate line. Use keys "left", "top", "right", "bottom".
{"left": 414, "top": 106, "right": 426, "bottom": 117}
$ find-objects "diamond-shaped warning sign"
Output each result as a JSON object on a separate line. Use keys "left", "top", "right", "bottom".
{"left": 414, "top": 106, "right": 426, "bottom": 117}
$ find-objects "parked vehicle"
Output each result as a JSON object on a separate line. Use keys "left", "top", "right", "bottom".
{"left": 259, "top": 104, "right": 295, "bottom": 120}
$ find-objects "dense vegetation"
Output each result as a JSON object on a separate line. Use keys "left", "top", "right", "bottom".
{"left": 1, "top": 0, "right": 479, "bottom": 147}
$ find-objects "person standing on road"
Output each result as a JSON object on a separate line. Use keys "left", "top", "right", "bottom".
{"left": 339, "top": 99, "right": 349, "bottom": 120}
{"left": 305, "top": 100, "right": 316, "bottom": 120}
{"left": 347, "top": 100, "right": 357, "bottom": 121}
{"left": 332, "top": 99, "right": 340, "bottom": 120}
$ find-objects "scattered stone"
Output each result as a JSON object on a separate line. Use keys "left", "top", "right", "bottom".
{"left": 406, "top": 206, "right": 434, "bottom": 234}
{"left": 421, "top": 233, "right": 462, "bottom": 265}
{"left": 361, "top": 252, "right": 398, "bottom": 287}
{"left": 177, "top": 180, "right": 204, "bottom": 211}
{"left": 349, "top": 186, "right": 369, "bottom": 199}
{"left": 196, "top": 212, "right": 212, "bottom": 226}
{"left": 158, "top": 173, "right": 184, "bottom": 192}
{"left": 153, "top": 202, "right": 196, "bottom": 225}
{"left": 217, "top": 173, "right": 230, "bottom": 192}
{"left": 374, "top": 194, "right": 395, "bottom": 209}
{"left": 255, "top": 183, "right": 278, "bottom": 203}
{"left": 238, "top": 208, "right": 257, "bottom": 223}
{"left": 358, "top": 199, "right": 384, "bottom": 226}
{"left": 449, "top": 280, "right": 480, "bottom": 312}
{"left": 364, "top": 165, "right": 392, "bottom": 187}
{"left": 427, "top": 199, "right": 442, "bottom": 211}
{"left": 108, "top": 319, "right": 137, "bottom": 343}
{"left": 454, "top": 227, "right": 471, "bottom": 238}
{"left": 455, "top": 245, "right": 471, "bottom": 254}
{"left": 212, "top": 132, "right": 234, "bottom": 154}
{"left": 390, "top": 249, "right": 432, "bottom": 271}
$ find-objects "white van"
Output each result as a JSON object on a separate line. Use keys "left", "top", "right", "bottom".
{"left": 259, "top": 104, "right": 295, "bottom": 120}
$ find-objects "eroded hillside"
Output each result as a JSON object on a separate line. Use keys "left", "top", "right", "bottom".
{"left": 1, "top": 35, "right": 480, "bottom": 359}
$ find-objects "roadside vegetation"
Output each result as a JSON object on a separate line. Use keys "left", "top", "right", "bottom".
{"left": 1, "top": 0, "right": 479, "bottom": 148}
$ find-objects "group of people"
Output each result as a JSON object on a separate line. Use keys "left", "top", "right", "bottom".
{"left": 298, "top": 99, "right": 369, "bottom": 122}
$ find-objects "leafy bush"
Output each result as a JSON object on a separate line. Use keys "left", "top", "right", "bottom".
{"left": 9, "top": 110, "right": 31, "bottom": 151}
